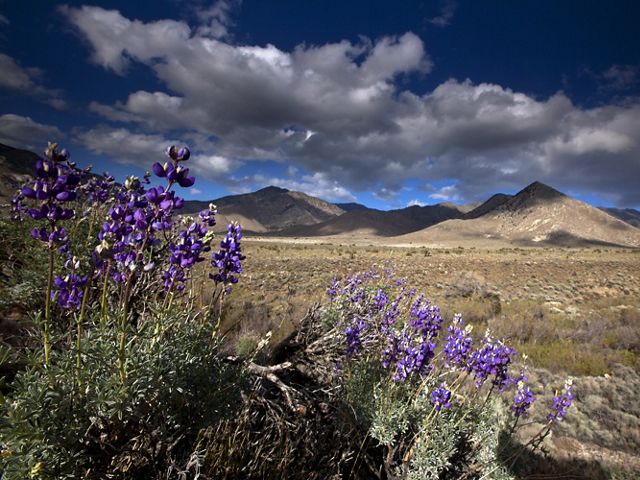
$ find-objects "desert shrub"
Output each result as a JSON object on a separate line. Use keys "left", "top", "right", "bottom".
{"left": 0, "top": 143, "right": 248, "bottom": 479}
{"left": 326, "top": 266, "right": 575, "bottom": 478}
{"left": 1, "top": 308, "right": 242, "bottom": 479}
{"left": 0, "top": 218, "right": 47, "bottom": 314}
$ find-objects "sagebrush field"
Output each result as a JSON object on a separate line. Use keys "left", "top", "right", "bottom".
{"left": 222, "top": 240, "right": 640, "bottom": 475}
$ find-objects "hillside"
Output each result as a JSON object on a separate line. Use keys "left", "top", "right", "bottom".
{"left": 183, "top": 186, "right": 345, "bottom": 233}
{"left": 0, "top": 143, "right": 40, "bottom": 200}
{"left": 279, "top": 203, "right": 464, "bottom": 237}
{"left": 398, "top": 182, "right": 640, "bottom": 247}
{"left": 464, "top": 193, "right": 513, "bottom": 219}
{"left": 600, "top": 207, "right": 640, "bottom": 228}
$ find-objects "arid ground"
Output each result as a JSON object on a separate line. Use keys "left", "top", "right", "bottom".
{"left": 219, "top": 238, "right": 640, "bottom": 477}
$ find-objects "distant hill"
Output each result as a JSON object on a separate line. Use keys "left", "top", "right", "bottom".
{"left": 600, "top": 207, "right": 640, "bottom": 228}
{"left": 333, "top": 202, "right": 370, "bottom": 212}
{"left": 464, "top": 193, "right": 513, "bottom": 219}
{"left": 398, "top": 182, "right": 640, "bottom": 247}
{"left": 183, "top": 186, "right": 345, "bottom": 233}
{"left": 0, "top": 143, "right": 40, "bottom": 200}
{"left": 280, "top": 203, "right": 464, "bottom": 237}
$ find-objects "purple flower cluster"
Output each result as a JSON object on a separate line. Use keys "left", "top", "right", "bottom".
{"left": 443, "top": 314, "right": 474, "bottom": 367}
{"left": 466, "top": 335, "right": 517, "bottom": 389}
{"left": 547, "top": 381, "right": 574, "bottom": 422}
{"left": 431, "top": 384, "right": 452, "bottom": 411}
{"left": 345, "top": 318, "right": 366, "bottom": 357}
{"left": 327, "top": 277, "right": 340, "bottom": 300}
{"left": 163, "top": 205, "right": 217, "bottom": 292}
{"left": 152, "top": 146, "right": 194, "bottom": 187}
{"left": 81, "top": 172, "right": 117, "bottom": 206}
{"left": 373, "top": 289, "right": 388, "bottom": 310}
{"left": 18, "top": 143, "right": 79, "bottom": 246}
{"left": 52, "top": 257, "right": 88, "bottom": 311}
{"left": 512, "top": 383, "right": 536, "bottom": 418}
{"left": 210, "top": 222, "right": 246, "bottom": 289}
{"left": 96, "top": 146, "right": 191, "bottom": 283}
{"left": 409, "top": 295, "right": 442, "bottom": 338}
{"left": 383, "top": 330, "right": 436, "bottom": 382}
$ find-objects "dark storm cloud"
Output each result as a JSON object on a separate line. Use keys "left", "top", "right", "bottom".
{"left": 62, "top": 5, "right": 640, "bottom": 207}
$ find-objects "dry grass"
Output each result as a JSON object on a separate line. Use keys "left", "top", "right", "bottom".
{"left": 199, "top": 239, "right": 640, "bottom": 476}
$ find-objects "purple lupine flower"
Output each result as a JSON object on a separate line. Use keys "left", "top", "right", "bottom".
{"left": 384, "top": 328, "right": 436, "bottom": 382}
{"left": 409, "top": 296, "right": 442, "bottom": 338}
{"left": 547, "top": 381, "right": 574, "bottom": 422}
{"left": 165, "top": 145, "right": 191, "bottom": 162}
{"left": 467, "top": 335, "right": 516, "bottom": 389}
{"left": 327, "top": 277, "right": 340, "bottom": 300}
{"left": 52, "top": 257, "right": 87, "bottom": 310}
{"left": 431, "top": 384, "right": 452, "bottom": 411}
{"left": 345, "top": 317, "right": 366, "bottom": 357}
{"left": 443, "top": 314, "right": 474, "bottom": 367}
{"left": 16, "top": 143, "right": 80, "bottom": 246}
{"left": 82, "top": 172, "right": 117, "bottom": 206}
{"left": 512, "top": 383, "right": 536, "bottom": 418}
{"left": 373, "top": 289, "right": 387, "bottom": 311}
{"left": 163, "top": 205, "right": 216, "bottom": 292}
{"left": 210, "top": 222, "right": 246, "bottom": 290}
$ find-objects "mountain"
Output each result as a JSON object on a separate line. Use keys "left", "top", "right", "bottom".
{"left": 398, "top": 181, "right": 640, "bottom": 247}
{"left": 464, "top": 193, "right": 513, "bottom": 219}
{"left": 0, "top": 143, "right": 40, "bottom": 200}
{"left": 599, "top": 207, "right": 640, "bottom": 228}
{"left": 280, "top": 203, "right": 464, "bottom": 237}
{"left": 334, "top": 202, "right": 370, "bottom": 212}
{"left": 183, "top": 186, "right": 345, "bottom": 233}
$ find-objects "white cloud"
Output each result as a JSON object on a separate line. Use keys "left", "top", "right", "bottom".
{"left": 189, "top": 187, "right": 202, "bottom": 195}
{"left": 0, "top": 53, "right": 66, "bottom": 108}
{"left": 191, "top": 153, "right": 237, "bottom": 176}
{"left": 195, "top": 0, "right": 241, "bottom": 39}
{"left": 428, "top": 185, "right": 460, "bottom": 202}
{"left": 73, "top": 126, "right": 238, "bottom": 182}
{"left": 230, "top": 171, "right": 356, "bottom": 202}
{"left": 0, "top": 114, "right": 63, "bottom": 150}
{"left": 63, "top": 6, "right": 640, "bottom": 206}
{"left": 407, "top": 199, "right": 426, "bottom": 207}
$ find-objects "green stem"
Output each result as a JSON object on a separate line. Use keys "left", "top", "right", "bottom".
{"left": 43, "top": 246, "right": 55, "bottom": 368}
{"left": 100, "top": 262, "right": 111, "bottom": 325}
{"left": 75, "top": 276, "right": 92, "bottom": 391}
{"left": 118, "top": 312, "right": 127, "bottom": 384}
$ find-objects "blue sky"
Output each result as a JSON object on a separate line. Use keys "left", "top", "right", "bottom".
{"left": 1, "top": 1, "right": 640, "bottom": 209}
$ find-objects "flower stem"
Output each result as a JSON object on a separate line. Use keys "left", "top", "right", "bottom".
{"left": 43, "top": 246, "right": 55, "bottom": 367}
{"left": 75, "top": 276, "right": 92, "bottom": 391}
{"left": 100, "top": 262, "right": 111, "bottom": 325}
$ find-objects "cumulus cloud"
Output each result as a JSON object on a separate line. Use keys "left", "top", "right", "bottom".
{"left": 407, "top": 199, "right": 426, "bottom": 207}
{"left": 427, "top": 185, "right": 461, "bottom": 202}
{"left": 0, "top": 53, "right": 66, "bottom": 108}
{"left": 63, "top": 6, "right": 640, "bottom": 206}
{"left": 73, "top": 125, "right": 240, "bottom": 181}
{"left": 0, "top": 114, "right": 64, "bottom": 150}
{"left": 228, "top": 171, "right": 356, "bottom": 202}
{"left": 195, "top": 0, "right": 241, "bottom": 39}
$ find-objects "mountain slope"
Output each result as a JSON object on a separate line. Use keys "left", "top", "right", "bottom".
{"left": 464, "top": 193, "right": 513, "bottom": 219}
{"left": 398, "top": 182, "right": 640, "bottom": 247}
{"left": 0, "top": 143, "right": 40, "bottom": 200}
{"left": 334, "top": 202, "right": 370, "bottom": 212}
{"left": 600, "top": 207, "right": 640, "bottom": 228}
{"left": 183, "top": 186, "right": 345, "bottom": 233}
{"left": 280, "top": 204, "right": 464, "bottom": 237}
